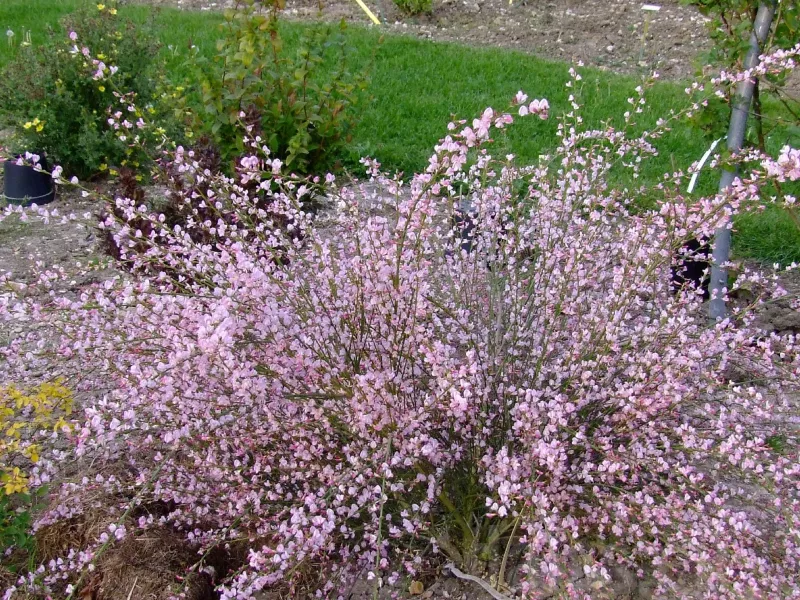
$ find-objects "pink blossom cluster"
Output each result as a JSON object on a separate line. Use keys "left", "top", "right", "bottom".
{"left": 2, "top": 59, "right": 800, "bottom": 600}
{"left": 513, "top": 91, "right": 549, "bottom": 119}
{"left": 709, "top": 42, "right": 800, "bottom": 90}
{"left": 67, "top": 39, "right": 119, "bottom": 80}
{"left": 104, "top": 92, "right": 145, "bottom": 146}
{"left": 12, "top": 151, "right": 42, "bottom": 168}
{"left": 764, "top": 145, "right": 800, "bottom": 182}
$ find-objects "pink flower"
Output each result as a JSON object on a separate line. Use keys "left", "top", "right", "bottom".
{"left": 764, "top": 145, "right": 800, "bottom": 181}
{"left": 528, "top": 98, "right": 549, "bottom": 119}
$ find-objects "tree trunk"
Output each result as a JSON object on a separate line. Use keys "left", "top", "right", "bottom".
{"left": 708, "top": 1, "right": 777, "bottom": 321}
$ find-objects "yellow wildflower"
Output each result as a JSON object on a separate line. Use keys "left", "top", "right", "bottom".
{"left": 98, "top": 85, "right": 106, "bottom": 92}
{"left": 97, "top": 3, "right": 106, "bottom": 10}
{"left": 24, "top": 117, "right": 44, "bottom": 132}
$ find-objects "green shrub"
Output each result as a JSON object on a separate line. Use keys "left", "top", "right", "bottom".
{"left": 0, "top": 493, "right": 35, "bottom": 557}
{"left": 0, "top": 3, "right": 177, "bottom": 179}
{"left": 182, "top": 0, "right": 370, "bottom": 174}
{"left": 393, "top": 0, "right": 433, "bottom": 16}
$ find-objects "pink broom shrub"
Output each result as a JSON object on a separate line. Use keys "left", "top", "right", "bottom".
{"left": 1, "top": 49, "right": 800, "bottom": 599}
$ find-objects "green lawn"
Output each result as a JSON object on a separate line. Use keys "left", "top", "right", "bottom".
{"left": 2, "top": 0, "right": 799, "bottom": 263}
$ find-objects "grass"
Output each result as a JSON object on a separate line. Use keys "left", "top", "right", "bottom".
{"left": 735, "top": 205, "right": 800, "bottom": 265}
{"left": 1, "top": 0, "right": 799, "bottom": 264}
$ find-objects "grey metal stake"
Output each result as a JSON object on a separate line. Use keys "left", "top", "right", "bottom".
{"left": 709, "top": 1, "right": 777, "bottom": 321}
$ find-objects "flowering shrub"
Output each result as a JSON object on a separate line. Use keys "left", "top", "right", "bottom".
{"left": 181, "top": 0, "right": 370, "bottom": 174}
{"left": 0, "top": 3, "right": 177, "bottom": 179}
{"left": 96, "top": 140, "right": 324, "bottom": 277}
{"left": 2, "top": 52, "right": 800, "bottom": 599}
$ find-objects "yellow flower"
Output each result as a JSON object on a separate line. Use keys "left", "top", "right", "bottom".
{"left": 99, "top": 163, "right": 108, "bottom": 171}
{"left": 98, "top": 85, "right": 106, "bottom": 92}
{"left": 97, "top": 53, "right": 106, "bottom": 60}
{"left": 23, "top": 122, "right": 33, "bottom": 130}
{"left": 36, "top": 122, "right": 44, "bottom": 132}
{"left": 109, "top": 7, "right": 117, "bottom": 14}
{"left": 97, "top": 3, "right": 106, "bottom": 10}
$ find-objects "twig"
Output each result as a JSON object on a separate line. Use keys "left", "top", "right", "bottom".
{"left": 443, "top": 563, "right": 514, "bottom": 600}
{"left": 497, "top": 515, "right": 521, "bottom": 590}
{"left": 125, "top": 576, "right": 139, "bottom": 600}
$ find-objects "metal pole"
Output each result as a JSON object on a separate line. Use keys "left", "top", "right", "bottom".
{"left": 709, "top": 1, "right": 776, "bottom": 321}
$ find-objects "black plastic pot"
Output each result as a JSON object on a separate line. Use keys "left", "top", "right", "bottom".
{"left": 671, "top": 237, "right": 711, "bottom": 300}
{"left": 3, "top": 156, "right": 56, "bottom": 206}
